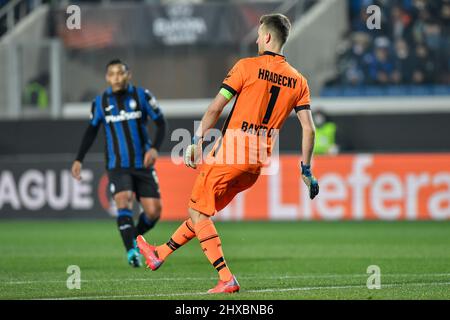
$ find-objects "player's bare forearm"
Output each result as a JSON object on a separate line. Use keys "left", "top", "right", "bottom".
{"left": 185, "top": 93, "right": 229, "bottom": 168}
{"left": 297, "top": 109, "right": 319, "bottom": 199}
{"left": 296, "top": 109, "right": 316, "bottom": 165}
{"left": 302, "top": 127, "right": 315, "bottom": 165}
{"left": 194, "top": 93, "right": 229, "bottom": 139}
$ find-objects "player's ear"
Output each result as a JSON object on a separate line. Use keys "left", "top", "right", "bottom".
{"left": 127, "top": 71, "right": 132, "bottom": 81}
{"left": 265, "top": 32, "right": 271, "bottom": 44}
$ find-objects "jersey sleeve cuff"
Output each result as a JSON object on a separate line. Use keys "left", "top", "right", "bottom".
{"left": 294, "top": 105, "right": 311, "bottom": 113}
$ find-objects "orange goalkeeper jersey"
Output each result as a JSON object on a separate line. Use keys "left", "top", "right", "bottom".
{"left": 209, "top": 51, "right": 311, "bottom": 173}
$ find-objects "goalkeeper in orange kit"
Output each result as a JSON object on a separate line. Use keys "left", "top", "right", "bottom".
{"left": 137, "top": 13, "right": 319, "bottom": 294}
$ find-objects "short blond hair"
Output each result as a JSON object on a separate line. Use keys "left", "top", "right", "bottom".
{"left": 259, "top": 13, "right": 292, "bottom": 46}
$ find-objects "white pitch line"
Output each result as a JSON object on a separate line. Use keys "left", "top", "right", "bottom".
{"left": 38, "top": 281, "right": 450, "bottom": 300}
{"left": 246, "top": 282, "right": 450, "bottom": 294}
{"left": 3, "top": 273, "right": 450, "bottom": 285}
{"left": 3, "top": 276, "right": 214, "bottom": 285}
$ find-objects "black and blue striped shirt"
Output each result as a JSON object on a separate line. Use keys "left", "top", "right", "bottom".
{"left": 76, "top": 84, "right": 166, "bottom": 170}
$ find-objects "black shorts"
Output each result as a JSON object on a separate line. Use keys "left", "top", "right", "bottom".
{"left": 107, "top": 168, "right": 160, "bottom": 200}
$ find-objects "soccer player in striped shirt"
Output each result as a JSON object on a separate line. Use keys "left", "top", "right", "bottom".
{"left": 71, "top": 59, "right": 167, "bottom": 267}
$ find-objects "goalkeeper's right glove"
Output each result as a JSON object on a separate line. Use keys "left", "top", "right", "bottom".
{"left": 184, "top": 135, "right": 202, "bottom": 169}
{"left": 301, "top": 161, "right": 319, "bottom": 200}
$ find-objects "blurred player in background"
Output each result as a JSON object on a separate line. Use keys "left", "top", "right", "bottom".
{"left": 312, "top": 109, "right": 339, "bottom": 155}
{"left": 137, "top": 13, "right": 319, "bottom": 293}
{"left": 71, "top": 59, "right": 167, "bottom": 267}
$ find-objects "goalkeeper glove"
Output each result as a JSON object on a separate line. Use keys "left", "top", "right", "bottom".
{"left": 184, "top": 135, "right": 202, "bottom": 169}
{"left": 301, "top": 161, "right": 319, "bottom": 200}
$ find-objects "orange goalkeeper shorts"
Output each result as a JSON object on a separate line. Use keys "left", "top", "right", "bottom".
{"left": 188, "top": 164, "right": 260, "bottom": 216}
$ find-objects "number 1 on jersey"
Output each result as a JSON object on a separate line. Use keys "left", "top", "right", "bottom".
{"left": 262, "top": 85, "right": 280, "bottom": 124}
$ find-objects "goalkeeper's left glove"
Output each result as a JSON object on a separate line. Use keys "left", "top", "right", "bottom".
{"left": 301, "top": 161, "right": 319, "bottom": 200}
{"left": 184, "top": 135, "right": 202, "bottom": 169}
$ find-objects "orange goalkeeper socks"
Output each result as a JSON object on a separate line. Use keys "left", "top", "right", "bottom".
{"left": 156, "top": 219, "right": 195, "bottom": 260}
{"left": 195, "top": 219, "right": 233, "bottom": 282}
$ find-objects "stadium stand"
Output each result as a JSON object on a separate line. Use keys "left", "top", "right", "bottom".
{"left": 0, "top": 0, "right": 43, "bottom": 37}
{"left": 322, "top": 0, "right": 450, "bottom": 96}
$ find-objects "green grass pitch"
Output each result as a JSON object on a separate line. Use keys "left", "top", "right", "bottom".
{"left": 0, "top": 220, "right": 449, "bottom": 300}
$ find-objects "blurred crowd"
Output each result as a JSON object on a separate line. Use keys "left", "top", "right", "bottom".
{"left": 332, "top": 0, "right": 450, "bottom": 86}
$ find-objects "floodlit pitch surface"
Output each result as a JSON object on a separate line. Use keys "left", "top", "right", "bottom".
{"left": 0, "top": 221, "right": 449, "bottom": 300}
